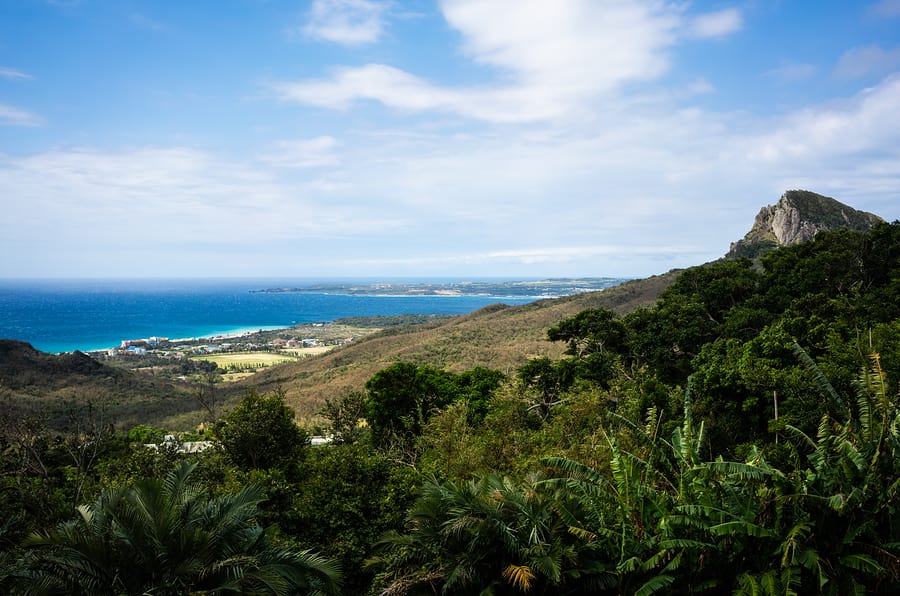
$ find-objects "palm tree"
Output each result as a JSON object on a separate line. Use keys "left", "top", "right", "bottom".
{"left": 369, "top": 473, "right": 585, "bottom": 595}
{"left": 20, "top": 461, "right": 342, "bottom": 595}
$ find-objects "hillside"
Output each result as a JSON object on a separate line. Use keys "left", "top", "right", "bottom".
{"left": 245, "top": 189, "right": 888, "bottom": 420}
{"left": 1, "top": 275, "right": 677, "bottom": 428}
{"left": 0, "top": 339, "right": 198, "bottom": 429}
{"left": 236, "top": 272, "right": 678, "bottom": 419}
{"left": 0, "top": 340, "right": 110, "bottom": 390}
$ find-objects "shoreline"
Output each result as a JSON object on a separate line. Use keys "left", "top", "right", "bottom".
{"left": 163, "top": 325, "right": 288, "bottom": 346}
{"left": 2, "top": 279, "right": 628, "bottom": 355}
{"left": 61, "top": 325, "right": 291, "bottom": 355}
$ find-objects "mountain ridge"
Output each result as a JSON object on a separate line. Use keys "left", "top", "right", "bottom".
{"left": 727, "top": 189, "right": 883, "bottom": 259}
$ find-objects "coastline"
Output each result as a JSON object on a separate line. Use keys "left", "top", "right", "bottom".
{"left": 1, "top": 278, "right": 626, "bottom": 355}
{"left": 76, "top": 325, "right": 290, "bottom": 355}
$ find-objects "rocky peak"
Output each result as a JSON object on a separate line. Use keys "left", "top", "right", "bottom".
{"left": 727, "top": 190, "right": 883, "bottom": 259}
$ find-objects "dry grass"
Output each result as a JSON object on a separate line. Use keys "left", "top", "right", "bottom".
{"left": 281, "top": 346, "right": 334, "bottom": 357}
{"left": 220, "top": 371, "right": 258, "bottom": 383}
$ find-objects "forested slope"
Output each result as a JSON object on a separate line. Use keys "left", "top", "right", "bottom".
{"left": 358, "top": 220, "right": 900, "bottom": 594}
{"left": 0, "top": 340, "right": 198, "bottom": 429}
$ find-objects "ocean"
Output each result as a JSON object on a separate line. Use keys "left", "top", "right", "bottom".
{"left": 0, "top": 278, "right": 543, "bottom": 353}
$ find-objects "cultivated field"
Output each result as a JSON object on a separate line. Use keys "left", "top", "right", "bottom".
{"left": 191, "top": 351, "right": 299, "bottom": 368}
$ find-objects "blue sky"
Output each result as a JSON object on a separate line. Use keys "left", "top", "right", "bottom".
{"left": 1, "top": 0, "right": 899, "bottom": 279}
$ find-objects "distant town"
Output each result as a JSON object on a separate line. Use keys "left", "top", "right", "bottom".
{"left": 111, "top": 326, "right": 334, "bottom": 358}
{"left": 252, "top": 277, "right": 629, "bottom": 297}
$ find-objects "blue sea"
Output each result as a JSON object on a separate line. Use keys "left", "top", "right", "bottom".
{"left": 0, "top": 278, "right": 542, "bottom": 353}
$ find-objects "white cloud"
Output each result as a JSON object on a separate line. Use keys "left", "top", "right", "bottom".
{"left": 868, "top": 0, "right": 900, "bottom": 18}
{"left": 5, "top": 70, "right": 900, "bottom": 278}
{"left": 302, "top": 0, "right": 391, "bottom": 45}
{"left": 276, "top": 1, "right": 743, "bottom": 124}
{"left": 275, "top": 64, "right": 452, "bottom": 111}
{"left": 272, "top": 64, "right": 890, "bottom": 271}
{"left": 345, "top": 243, "right": 697, "bottom": 269}
{"left": 259, "top": 136, "right": 340, "bottom": 168}
{"left": 0, "top": 67, "right": 33, "bottom": 80}
{"left": 685, "top": 7, "right": 742, "bottom": 39}
{"left": 321, "top": 73, "right": 900, "bottom": 271}
{"left": 746, "top": 75, "right": 900, "bottom": 165}
{"left": 274, "top": 63, "right": 565, "bottom": 122}
{"left": 440, "top": 0, "right": 679, "bottom": 93}
{"left": 278, "top": 0, "right": 677, "bottom": 122}
{"left": 0, "top": 103, "right": 43, "bottom": 126}
{"left": 0, "top": 146, "right": 398, "bottom": 250}
{"left": 835, "top": 45, "right": 900, "bottom": 79}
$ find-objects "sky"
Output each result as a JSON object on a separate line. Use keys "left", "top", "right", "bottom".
{"left": 1, "top": 0, "right": 899, "bottom": 280}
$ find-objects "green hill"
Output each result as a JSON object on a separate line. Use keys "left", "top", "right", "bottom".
{"left": 0, "top": 339, "right": 199, "bottom": 430}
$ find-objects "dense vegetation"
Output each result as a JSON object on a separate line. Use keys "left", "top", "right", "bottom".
{"left": 1, "top": 222, "right": 898, "bottom": 594}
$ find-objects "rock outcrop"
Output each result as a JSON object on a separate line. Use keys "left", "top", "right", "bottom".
{"left": 728, "top": 190, "right": 883, "bottom": 259}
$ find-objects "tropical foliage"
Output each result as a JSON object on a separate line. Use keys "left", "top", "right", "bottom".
{"left": 216, "top": 387, "right": 308, "bottom": 471}
{"left": 374, "top": 357, "right": 900, "bottom": 594}
{"left": 1, "top": 221, "right": 898, "bottom": 594}
{"left": 18, "top": 461, "right": 342, "bottom": 595}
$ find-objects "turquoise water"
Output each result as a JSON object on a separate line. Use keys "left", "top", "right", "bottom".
{"left": 0, "top": 278, "right": 542, "bottom": 353}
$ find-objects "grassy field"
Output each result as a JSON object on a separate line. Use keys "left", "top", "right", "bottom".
{"left": 191, "top": 351, "right": 300, "bottom": 368}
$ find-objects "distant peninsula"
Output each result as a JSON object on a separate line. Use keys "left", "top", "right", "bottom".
{"left": 252, "top": 278, "right": 630, "bottom": 298}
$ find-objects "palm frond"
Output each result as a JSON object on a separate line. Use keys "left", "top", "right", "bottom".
{"left": 502, "top": 564, "right": 535, "bottom": 592}
{"left": 634, "top": 573, "right": 675, "bottom": 596}
{"left": 792, "top": 341, "right": 848, "bottom": 418}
